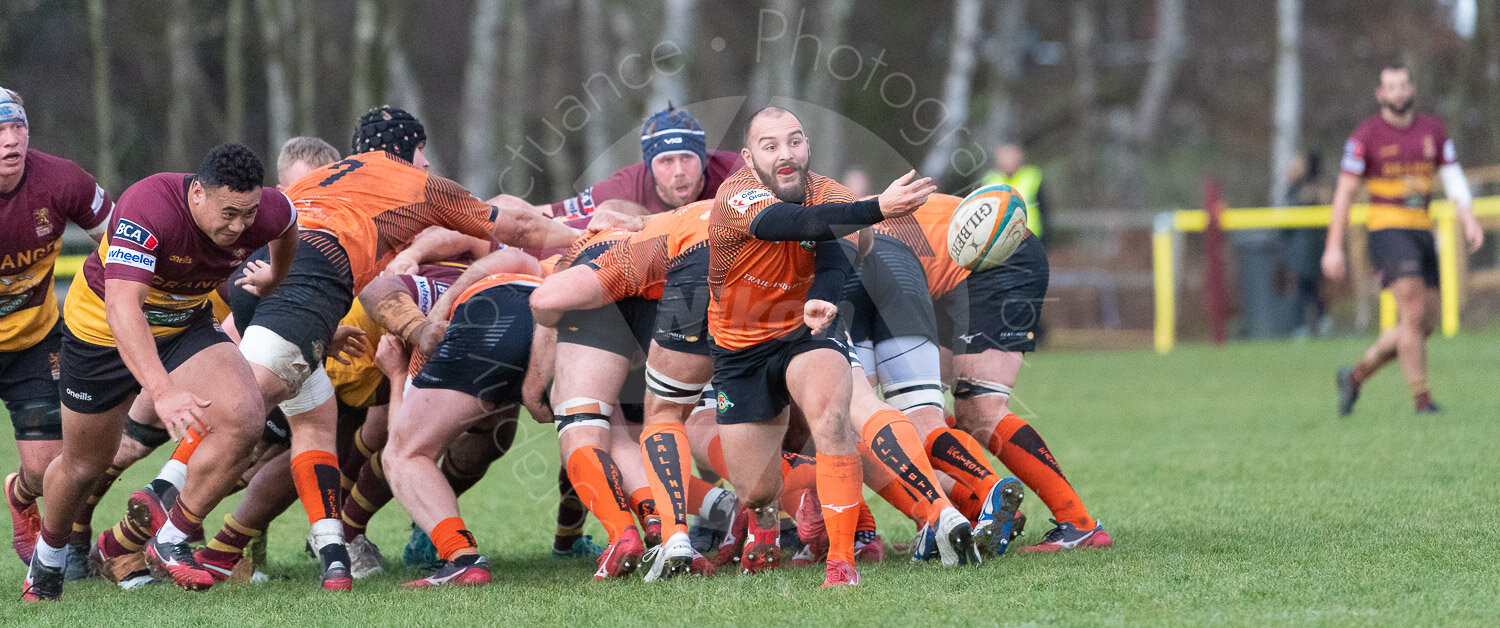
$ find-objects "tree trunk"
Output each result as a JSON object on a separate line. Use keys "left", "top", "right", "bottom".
{"left": 225, "top": 0, "right": 246, "bottom": 141}
{"left": 296, "top": 0, "right": 317, "bottom": 136}
{"left": 382, "top": 3, "right": 440, "bottom": 173}
{"left": 459, "top": 0, "right": 503, "bottom": 196}
{"left": 1070, "top": 0, "right": 1100, "bottom": 207}
{"left": 650, "top": 0, "right": 696, "bottom": 108}
{"left": 86, "top": 0, "right": 118, "bottom": 191}
{"left": 351, "top": 0, "right": 379, "bottom": 123}
{"left": 1480, "top": 0, "right": 1500, "bottom": 162}
{"left": 579, "top": 0, "right": 610, "bottom": 171}
{"left": 166, "top": 0, "right": 194, "bottom": 167}
{"left": 256, "top": 0, "right": 293, "bottom": 152}
{"left": 918, "top": 0, "right": 983, "bottom": 180}
{"left": 1117, "top": 0, "right": 1186, "bottom": 211}
{"left": 980, "top": 0, "right": 1028, "bottom": 152}
{"left": 499, "top": 0, "right": 528, "bottom": 161}
{"left": 1269, "top": 0, "right": 1302, "bottom": 206}
{"left": 802, "top": 0, "right": 854, "bottom": 178}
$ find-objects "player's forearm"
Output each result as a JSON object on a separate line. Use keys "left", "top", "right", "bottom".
{"left": 806, "top": 241, "right": 854, "bottom": 304}
{"left": 1439, "top": 163, "right": 1474, "bottom": 215}
{"left": 406, "top": 226, "right": 492, "bottom": 264}
{"left": 104, "top": 289, "right": 174, "bottom": 397}
{"left": 493, "top": 206, "right": 584, "bottom": 249}
{"left": 748, "top": 200, "right": 884, "bottom": 242}
{"left": 1326, "top": 174, "right": 1361, "bottom": 248}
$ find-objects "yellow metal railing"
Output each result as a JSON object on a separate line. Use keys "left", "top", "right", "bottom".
{"left": 1152, "top": 197, "right": 1500, "bottom": 353}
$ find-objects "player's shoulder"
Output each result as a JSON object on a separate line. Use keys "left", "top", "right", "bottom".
{"left": 1412, "top": 112, "right": 1447, "bottom": 133}
{"left": 119, "top": 172, "right": 188, "bottom": 208}
{"left": 806, "top": 171, "right": 855, "bottom": 203}
{"left": 1351, "top": 114, "right": 1385, "bottom": 137}
{"left": 23, "top": 148, "right": 88, "bottom": 180}
{"left": 712, "top": 166, "right": 770, "bottom": 211}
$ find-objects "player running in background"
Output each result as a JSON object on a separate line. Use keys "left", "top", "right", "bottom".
{"left": 24, "top": 144, "right": 298, "bottom": 600}
{"left": 1324, "top": 65, "right": 1484, "bottom": 416}
{"left": 707, "top": 106, "right": 966, "bottom": 587}
{"left": 0, "top": 87, "right": 115, "bottom": 569}
{"left": 229, "top": 106, "right": 581, "bottom": 590}
{"left": 874, "top": 192, "right": 1110, "bottom": 553}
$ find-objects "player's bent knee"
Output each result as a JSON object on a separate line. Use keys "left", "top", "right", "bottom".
{"left": 9, "top": 398, "right": 62, "bottom": 442}
{"left": 644, "top": 365, "right": 708, "bottom": 405}
{"left": 240, "top": 325, "right": 313, "bottom": 400}
{"left": 278, "top": 367, "right": 334, "bottom": 418}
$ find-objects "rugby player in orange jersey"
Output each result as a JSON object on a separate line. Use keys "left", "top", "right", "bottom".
{"left": 23, "top": 144, "right": 299, "bottom": 601}
{"left": 530, "top": 201, "right": 739, "bottom": 580}
{"left": 0, "top": 87, "right": 115, "bottom": 572}
{"left": 706, "top": 106, "right": 977, "bottom": 587}
{"left": 873, "top": 193, "right": 1110, "bottom": 553}
{"left": 227, "top": 106, "right": 582, "bottom": 590}
{"left": 1325, "top": 65, "right": 1485, "bottom": 416}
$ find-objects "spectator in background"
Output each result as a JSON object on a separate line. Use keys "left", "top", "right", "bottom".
{"left": 1281, "top": 152, "right": 1332, "bottom": 339}
{"left": 981, "top": 143, "right": 1047, "bottom": 245}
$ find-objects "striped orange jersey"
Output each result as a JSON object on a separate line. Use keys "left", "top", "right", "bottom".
{"left": 707, "top": 167, "right": 854, "bottom": 350}
{"left": 1341, "top": 113, "right": 1455, "bottom": 231}
{"left": 590, "top": 199, "right": 713, "bottom": 303}
{"left": 873, "top": 193, "right": 971, "bottom": 298}
{"left": 447, "top": 273, "right": 544, "bottom": 317}
{"left": 284, "top": 150, "right": 499, "bottom": 291}
{"left": 554, "top": 228, "right": 631, "bottom": 273}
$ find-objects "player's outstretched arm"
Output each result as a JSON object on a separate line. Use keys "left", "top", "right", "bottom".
{"left": 1322, "top": 171, "right": 1362, "bottom": 280}
{"left": 491, "top": 205, "right": 584, "bottom": 250}
{"left": 529, "top": 265, "right": 608, "bottom": 328}
{"left": 876, "top": 169, "right": 937, "bottom": 219}
{"left": 104, "top": 278, "right": 209, "bottom": 441}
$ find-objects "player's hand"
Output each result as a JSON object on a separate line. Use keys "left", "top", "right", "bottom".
{"left": 383, "top": 252, "right": 420, "bottom": 277}
{"left": 804, "top": 299, "right": 838, "bottom": 335}
{"left": 373, "top": 333, "right": 410, "bottom": 378}
{"left": 411, "top": 319, "right": 448, "bottom": 355}
{"left": 523, "top": 379, "right": 553, "bottom": 424}
{"left": 586, "top": 209, "right": 644, "bottom": 234}
{"left": 1321, "top": 247, "right": 1345, "bottom": 280}
{"left": 154, "top": 387, "right": 211, "bottom": 442}
{"left": 877, "top": 170, "right": 937, "bottom": 219}
{"left": 233, "top": 259, "right": 275, "bottom": 296}
{"left": 328, "top": 325, "right": 369, "bottom": 365}
{"left": 487, "top": 193, "right": 547, "bottom": 215}
{"left": 1463, "top": 214, "right": 1485, "bottom": 254}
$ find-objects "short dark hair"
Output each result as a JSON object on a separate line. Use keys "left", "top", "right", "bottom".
{"left": 197, "top": 143, "right": 265, "bottom": 193}
{"left": 742, "top": 106, "right": 799, "bottom": 146}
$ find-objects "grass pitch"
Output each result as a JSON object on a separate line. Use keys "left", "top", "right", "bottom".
{"left": 4, "top": 327, "right": 1499, "bottom": 626}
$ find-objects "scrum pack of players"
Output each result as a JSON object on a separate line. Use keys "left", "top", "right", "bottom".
{"left": 2, "top": 85, "right": 1108, "bottom": 600}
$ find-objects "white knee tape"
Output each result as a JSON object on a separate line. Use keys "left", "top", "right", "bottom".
{"left": 694, "top": 386, "right": 716, "bottom": 414}
{"left": 951, "top": 378, "right": 1013, "bottom": 400}
{"left": 645, "top": 365, "right": 709, "bottom": 405}
{"left": 278, "top": 366, "right": 334, "bottom": 416}
{"left": 552, "top": 397, "right": 614, "bottom": 418}
{"left": 882, "top": 380, "right": 947, "bottom": 412}
{"left": 240, "top": 325, "right": 312, "bottom": 397}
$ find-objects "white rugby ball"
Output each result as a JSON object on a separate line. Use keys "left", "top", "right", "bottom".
{"left": 946, "top": 183, "right": 1029, "bottom": 271}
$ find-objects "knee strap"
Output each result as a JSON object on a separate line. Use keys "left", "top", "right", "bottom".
{"left": 951, "top": 378, "right": 1012, "bottom": 400}
{"left": 125, "top": 418, "right": 171, "bottom": 449}
{"left": 554, "top": 412, "right": 611, "bottom": 437}
{"left": 8, "top": 399, "right": 61, "bottom": 441}
{"left": 645, "top": 365, "right": 709, "bottom": 405}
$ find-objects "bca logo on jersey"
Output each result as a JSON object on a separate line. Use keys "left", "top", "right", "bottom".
{"left": 113, "top": 219, "right": 158, "bottom": 250}
{"left": 729, "top": 189, "right": 773, "bottom": 212}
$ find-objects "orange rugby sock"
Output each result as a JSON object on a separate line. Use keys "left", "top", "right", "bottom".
{"left": 641, "top": 422, "right": 693, "bottom": 537}
{"left": 565, "top": 446, "right": 637, "bottom": 544}
{"left": 947, "top": 480, "right": 984, "bottom": 523}
{"left": 629, "top": 487, "right": 658, "bottom": 527}
{"left": 986, "top": 414, "right": 1095, "bottom": 529}
{"left": 814, "top": 452, "right": 863, "bottom": 564}
{"left": 860, "top": 409, "right": 951, "bottom": 525}
{"left": 290, "top": 450, "right": 343, "bottom": 524}
{"left": 925, "top": 427, "right": 1001, "bottom": 498}
{"left": 168, "top": 426, "right": 206, "bottom": 465}
{"left": 431, "top": 516, "right": 478, "bottom": 561}
{"left": 778, "top": 451, "right": 819, "bottom": 515}
{"left": 706, "top": 435, "right": 730, "bottom": 480}
{"left": 684, "top": 475, "right": 718, "bottom": 515}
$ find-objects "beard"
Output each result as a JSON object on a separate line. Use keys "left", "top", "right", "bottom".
{"left": 752, "top": 156, "right": 809, "bottom": 204}
{"left": 1381, "top": 96, "right": 1414, "bottom": 115}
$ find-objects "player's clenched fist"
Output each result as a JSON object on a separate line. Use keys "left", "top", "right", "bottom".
{"left": 877, "top": 170, "right": 937, "bottom": 219}
{"left": 804, "top": 299, "right": 838, "bottom": 334}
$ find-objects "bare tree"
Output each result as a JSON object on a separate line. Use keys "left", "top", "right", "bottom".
{"left": 980, "top": 0, "right": 1028, "bottom": 152}
{"left": 166, "top": 0, "right": 196, "bottom": 167}
{"left": 351, "top": 0, "right": 379, "bottom": 123}
{"left": 650, "top": 0, "right": 697, "bottom": 108}
{"left": 256, "top": 0, "right": 294, "bottom": 152}
{"left": 382, "top": 3, "right": 440, "bottom": 172}
{"left": 918, "top": 0, "right": 983, "bottom": 179}
{"left": 459, "top": 0, "right": 503, "bottom": 196}
{"left": 1269, "top": 0, "right": 1302, "bottom": 206}
{"left": 86, "top": 0, "right": 118, "bottom": 191}
{"left": 1115, "top": 0, "right": 1187, "bottom": 210}
{"left": 225, "top": 0, "right": 246, "bottom": 141}
{"left": 802, "top": 0, "right": 855, "bottom": 177}
{"left": 579, "top": 0, "right": 611, "bottom": 168}
{"left": 1070, "top": 0, "right": 1101, "bottom": 206}
{"left": 296, "top": 0, "right": 318, "bottom": 135}
{"left": 1480, "top": 0, "right": 1500, "bottom": 161}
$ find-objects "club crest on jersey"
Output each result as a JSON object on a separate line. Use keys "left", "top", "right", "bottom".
{"left": 35, "top": 207, "right": 52, "bottom": 237}
{"left": 729, "top": 189, "right": 773, "bottom": 212}
{"left": 716, "top": 390, "right": 734, "bottom": 413}
{"left": 114, "top": 219, "right": 158, "bottom": 250}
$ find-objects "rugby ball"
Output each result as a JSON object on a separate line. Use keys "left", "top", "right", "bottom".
{"left": 946, "top": 183, "right": 1028, "bottom": 271}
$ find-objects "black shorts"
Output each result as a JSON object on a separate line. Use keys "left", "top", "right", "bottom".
{"left": 1369, "top": 228, "right": 1439, "bottom": 288}
{"left": 411, "top": 283, "right": 535, "bottom": 407}
{"left": 556, "top": 296, "right": 657, "bottom": 358}
{"left": 59, "top": 313, "right": 231, "bottom": 414}
{"left": 652, "top": 246, "right": 712, "bottom": 356}
{"left": 229, "top": 230, "right": 355, "bottom": 365}
{"left": 936, "top": 235, "right": 1048, "bottom": 354}
{"left": 709, "top": 328, "right": 850, "bottom": 425}
{"left": 839, "top": 235, "right": 939, "bottom": 346}
{"left": 0, "top": 321, "right": 62, "bottom": 440}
